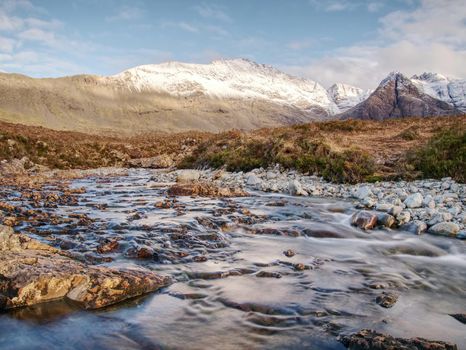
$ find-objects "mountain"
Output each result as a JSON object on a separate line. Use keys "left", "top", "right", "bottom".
{"left": 339, "top": 72, "right": 460, "bottom": 120}
{"left": 411, "top": 73, "right": 466, "bottom": 112}
{"left": 327, "top": 83, "right": 371, "bottom": 112}
{"left": 0, "top": 59, "right": 347, "bottom": 135}
{"left": 0, "top": 60, "right": 463, "bottom": 134}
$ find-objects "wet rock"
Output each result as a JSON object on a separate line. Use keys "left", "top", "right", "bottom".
{"left": 400, "top": 220, "right": 428, "bottom": 235}
{"left": 428, "top": 222, "right": 460, "bottom": 237}
{"left": 283, "top": 249, "right": 296, "bottom": 257}
{"left": 256, "top": 271, "right": 282, "bottom": 278}
{"left": 176, "top": 170, "right": 201, "bottom": 183}
{"left": 168, "top": 182, "right": 247, "bottom": 197}
{"left": 375, "top": 292, "right": 398, "bottom": 308}
{"left": 449, "top": 314, "right": 466, "bottom": 324}
{"left": 351, "top": 211, "right": 377, "bottom": 230}
{"left": 97, "top": 239, "right": 119, "bottom": 254}
{"left": 339, "top": 329, "right": 457, "bottom": 350}
{"left": 376, "top": 213, "right": 395, "bottom": 228}
{"left": 0, "top": 225, "right": 170, "bottom": 310}
{"left": 404, "top": 193, "right": 423, "bottom": 208}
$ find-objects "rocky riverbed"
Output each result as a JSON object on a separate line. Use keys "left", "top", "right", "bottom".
{"left": 0, "top": 168, "right": 465, "bottom": 349}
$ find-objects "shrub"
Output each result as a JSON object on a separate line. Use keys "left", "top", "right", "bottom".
{"left": 412, "top": 127, "right": 465, "bottom": 182}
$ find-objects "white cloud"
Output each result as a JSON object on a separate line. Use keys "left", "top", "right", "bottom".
{"left": 0, "top": 36, "right": 16, "bottom": 52}
{"left": 106, "top": 6, "right": 143, "bottom": 22}
{"left": 287, "top": 0, "right": 466, "bottom": 89}
{"left": 194, "top": 3, "right": 232, "bottom": 22}
{"left": 161, "top": 21, "right": 199, "bottom": 33}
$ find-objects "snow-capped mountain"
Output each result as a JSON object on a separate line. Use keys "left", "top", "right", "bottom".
{"left": 339, "top": 72, "right": 459, "bottom": 120}
{"left": 327, "top": 83, "right": 372, "bottom": 112}
{"left": 0, "top": 59, "right": 463, "bottom": 135}
{"left": 411, "top": 73, "right": 466, "bottom": 112}
{"left": 110, "top": 59, "right": 341, "bottom": 115}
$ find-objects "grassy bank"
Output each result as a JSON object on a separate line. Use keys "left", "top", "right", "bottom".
{"left": 1, "top": 116, "right": 465, "bottom": 183}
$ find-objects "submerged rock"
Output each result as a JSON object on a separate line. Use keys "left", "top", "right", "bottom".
{"left": 0, "top": 225, "right": 170, "bottom": 310}
{"left": 339, "top": 329, "right": 458, "bottom": 350}
{"left": 375, "top": 292, "right": 398, "bottom": 308}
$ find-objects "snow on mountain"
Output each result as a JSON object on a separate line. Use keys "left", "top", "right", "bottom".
{"left": 411, "top": 72, "right": 466, "bottom": 111}
{"left": 111, "top": 59, "right": 341, "bottom": 115}
{"left": 327, "top": 83, "right": 371, "bottom": 112}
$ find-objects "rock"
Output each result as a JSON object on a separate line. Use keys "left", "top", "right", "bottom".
{"left": 97, "top": 239, "right": 119, "bottom": 254}
{"left": 351, "top": 211, "right": 378, "bottom": 230}
{"left": 404, "top": 193, "right": 423, "bottom": 208}
{"left": 428, "top": 222, "right": 460, "bottom": 237}
{"left": 376, "top": 213, "right": 395, "bottom": 228}
{"left": 375, "top": 203, "right": 393, "bottom": 213}
{"left": 396, "top": 211, "right": 411, "bottom": 226}
{"left": 246, "top": 174, "right": 262, "bottom": 186}
{"left": 338, "top": 329, "right": 458, "bottom": 350}
{"left": 355, "top": 186, "right": 373, "bottom": 200}
{"left": 389, "top": 205, "right": 403, "bottom": 216}
{"left": 176, "top": 170, "right": 201, "bottom": 183}
{"left": 400, "top": 220, "right": 428, "bottom": 235}
{"left": 168, "top": 182, "right": 248, "bottom": 197}
{"left": 283, "top": 249, "right": 296, "bottom": 257}
{"left": 423, "top": 195, "right": 435, "bottom": 209}
{"left": 449, "top": 314, "right": 466, "bottom": 324}
{"left": 256, "top": 271, "right": 282, "bottom": 278}
{"left": 361, "top": 197, "right": 376, "bottom": 208}
{"left": 375, "top": 292, "right": 398, "bottom": 308}
{"left": 289, "top": 180, "right": 308, "bottom": 196}
{"left": 0, "top": 225, "right": 170, "bottom": 310}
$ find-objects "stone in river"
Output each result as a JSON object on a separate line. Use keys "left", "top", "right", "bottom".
{"left": 428, "top": 222, "right": 460, "bottom": 237}
{"left": 351, "top": 211, "right": 378, "bottom": 230}
{"left": 375, "top": 292, "right": 398, "bottom": 308}
{"left": 338, "top": 329, "right": 458, "bottom": 350}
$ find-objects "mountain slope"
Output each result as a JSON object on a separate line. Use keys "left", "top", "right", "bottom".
{"left": 0, "top": 59, "right": 349, "bottom": 135}
{"left": 327, "top": 83, "right": 371, "bottom": 112}
{"left": 339, "top": 72, "right": 460, "bottom": 120}
{"left": 411, "top": 73, "right": 466, "bottom": 112}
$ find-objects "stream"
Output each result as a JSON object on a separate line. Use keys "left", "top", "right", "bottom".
{"left": 0, "top": 169, "right": 465, "bottom": 349}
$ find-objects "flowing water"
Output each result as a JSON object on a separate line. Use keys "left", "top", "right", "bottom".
{"left": 0, "top": 169, "right": 465, "bottom": 349}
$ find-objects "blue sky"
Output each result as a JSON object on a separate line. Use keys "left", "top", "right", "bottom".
{"left": 0, "top": 0, "right": 465, "bottom": 88}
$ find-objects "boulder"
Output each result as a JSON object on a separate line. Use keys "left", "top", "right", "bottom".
{"left": 0, "top": 225, "right": 170, "bottom": 310}
{"left": 351, "top": 211, "right": 378, "bottom": 230}
{"left": 376, "top": 213, "right": 395, "bottom": 228}
{"left": 404, "top": 193, "right": 423, "bottom": 208}
{"left": 428, "top": 222, "right": 460, "bottom": 237}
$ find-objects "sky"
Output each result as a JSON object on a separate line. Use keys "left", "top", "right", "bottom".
{"left": 0, "top": 0, "right": 465, "bottom": 89}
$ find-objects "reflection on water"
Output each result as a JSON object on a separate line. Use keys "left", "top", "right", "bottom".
{"left": 0, "top": 169, "right": 465, "bottom": 349}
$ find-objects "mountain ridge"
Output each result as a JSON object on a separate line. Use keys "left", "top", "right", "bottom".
{"left": 0, "top": 59, "right": 464, "bottom": 134}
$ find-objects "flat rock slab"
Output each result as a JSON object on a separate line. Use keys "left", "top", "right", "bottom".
{"left": 168, "top": 182, "right": 248, "bottom": 197}
{"left": 0, "top": 225, "right": 170, "bottom": 310}
{"left": 339, "top": 329, "right": 458, "bottom": 350}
